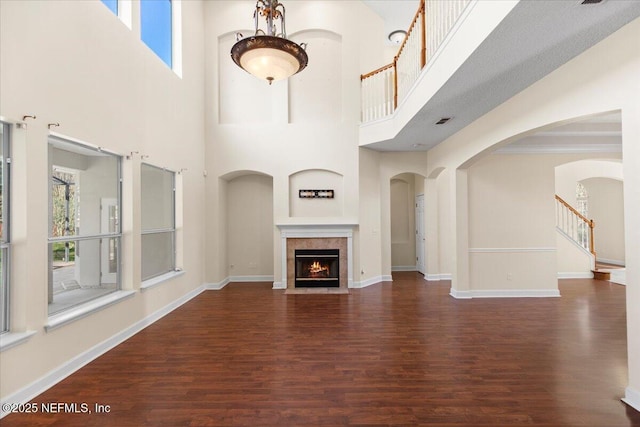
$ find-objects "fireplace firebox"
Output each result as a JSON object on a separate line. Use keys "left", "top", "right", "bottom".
{"left": 294, "top": 249, "right": 339, "bottom": 287}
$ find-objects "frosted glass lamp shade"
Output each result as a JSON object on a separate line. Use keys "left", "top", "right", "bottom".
{"left": 231, "top": 35, "right": 308, "bottom": 84}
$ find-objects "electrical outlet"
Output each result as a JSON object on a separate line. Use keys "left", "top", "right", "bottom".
{"left": 507, "top": 273, "right": 512, "bottom": 281}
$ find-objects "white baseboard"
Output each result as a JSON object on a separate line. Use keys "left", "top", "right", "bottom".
{"left": 0, "top": 284, "right": 207, "bottom": 419}
{"left": 207, "top": 276, "right": 275, "bottom": 288}
{"left": 450, "top": 288, "right": 560, "bottom": 299}
{"left": 229, "top": 275, "right": 274, "bottom": 283}
{"left": 610, "top": 269, "right": 626, "bottom": 286}
{"left": 426, "top": 273, "right": 452, "bottom": 281}
{"left": 391, "top": 266, "right": 417, "bottom": 272}
{"left": 353, "top": 275, "right": 392, "bottom": 288}
{"left": 272, "top": 281, "right": 285, "bottom": 290}
{"left": 598, "top": 258, "right": 625, "bottom": 267}
{"left": 205, "top": 277, "right": 230, "bottom": 290}
{"left": 623, "top": 386, "right": 640, "bottom": 412}
{"left": 558, "top": 272, "right": 594, "bottom": 279}
{"left": 449, "top": 288, "right": 472, "bottom": 299}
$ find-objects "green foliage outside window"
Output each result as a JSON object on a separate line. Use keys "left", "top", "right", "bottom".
{"left": 51, "top": 171, "right": 77, "bottom": 238}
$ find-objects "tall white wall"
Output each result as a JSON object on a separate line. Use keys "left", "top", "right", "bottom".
{"left": 0, "top": 0, "right": 206, "bottom": 399}
{"left": 203, "top": 1, "right": 385, "bottom": 286}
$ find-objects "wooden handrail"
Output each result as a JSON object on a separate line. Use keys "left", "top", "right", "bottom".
{"left": 361, "top": 0, "right": 426, "bottom": 120}
{"left": 362, "top": 0, "right": 425, "bottom": 81}
{"left": 555, "top": 195, "right": 591, "bottom": 224}
{"left": 360, "top": 62, "right": 394, "bottom": 81}
{"left": 555, "top": 194, "right": 596, "bottom": 257}
{"left": 393, "top": 57, "right": 398, "bottom": 109}
{"left": 397, "top": 0, "right": 425, "bottom": 58}
{"left": 420, "top": 0, "right": 426, "bottom": 68}
{"left": 361, "top": 0, "right": 470, "bottom": 122}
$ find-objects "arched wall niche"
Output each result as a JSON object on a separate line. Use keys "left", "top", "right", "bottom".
{"left": 217, "top": 31, "right": 277, "bottom": 125}
{"left": 289, "top": 168, "right": 344, "bottom": 217}
{"left": 220, "top": 169, "right": 273, "bottom": 182}
{"left": 223, "top": 170, "right": 275, "bottom": 278}
{"left": 288, "top": 29, "right": 343, "bottom": 124}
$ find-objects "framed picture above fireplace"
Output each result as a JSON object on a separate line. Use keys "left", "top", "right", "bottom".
{"left": 299, "top": 189, "right": 334, "bottom": 199}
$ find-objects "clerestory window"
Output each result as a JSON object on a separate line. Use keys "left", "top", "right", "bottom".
{"left": 101, "top": 0, "right": 118, "bottom": 15}
{"left": 141, "top": 0, "right": 173, "bottom": 68}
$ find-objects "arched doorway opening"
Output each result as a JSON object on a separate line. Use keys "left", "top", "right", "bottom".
{"left": 390, "top": 173, "right": 426, "bottom": 275}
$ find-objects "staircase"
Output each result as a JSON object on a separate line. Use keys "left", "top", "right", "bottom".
{"left": 555, "top": 195, "right": 625, "bottom": 283}
{"left": 555, "top": 195, "right": 605, "bottom": 281}
{"left": 593, "top": 261, "right": 627, "bottom": 283}
{"left": 592, "top": 268, "right": 610, "bottom": 281}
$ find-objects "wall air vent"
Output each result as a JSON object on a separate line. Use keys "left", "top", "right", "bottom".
{"left": 435, "top": 118, "right": 451, "bottom": 125}
{"left": 581, "top": 0, "right": 604, "bottom": 4}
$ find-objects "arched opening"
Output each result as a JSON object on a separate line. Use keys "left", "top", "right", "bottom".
{"left": 390, "top": 172, "right": 426, "bottom": 275}
{"left": 555, "top": 159, "right": 624, "bottom": 282}
{"left": 446, "top": 110, "right": 622, "bottom": 298}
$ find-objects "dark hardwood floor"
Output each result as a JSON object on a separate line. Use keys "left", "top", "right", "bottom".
{"left": 3, "top": 273, "right": 639, "bottom": 426}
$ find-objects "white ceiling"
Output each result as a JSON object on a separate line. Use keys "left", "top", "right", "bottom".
{"left": 362, "top": 0, "right": 418, "bottom": 45}
{"left": 362, "top": 0, "right": 640, "bottom": 153}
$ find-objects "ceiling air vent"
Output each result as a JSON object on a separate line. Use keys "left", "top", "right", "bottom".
{"left": 581, "top": 0, "right": 604, "bottom": 4}
{"left": 435, "top": 118, "right": 451, "bottom": 125}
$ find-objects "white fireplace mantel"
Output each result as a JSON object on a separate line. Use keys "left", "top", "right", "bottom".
{"left": 276, "top": 223, "right": 357, "bottom": 289}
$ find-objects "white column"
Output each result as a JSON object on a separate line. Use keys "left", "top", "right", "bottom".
{"left": 425, "top": 176, "right": 440, "bottom": 280}
{"left": 450, "top": 168, "right": 470, "bottom": 298}
{"left": 622, "top": 103, "right": 640, "bottom": 411}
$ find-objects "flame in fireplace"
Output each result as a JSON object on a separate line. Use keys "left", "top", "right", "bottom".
{"left": 309, "top": 261, "right": 329, "bottom": 276}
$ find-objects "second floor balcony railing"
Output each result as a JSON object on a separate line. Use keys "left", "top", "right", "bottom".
{"left": 361, "top": 0, "right": 472, "bottom": 123}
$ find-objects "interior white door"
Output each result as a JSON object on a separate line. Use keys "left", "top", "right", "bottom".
{"left": 415, "top": 194, "right": 426, "bottom": 275}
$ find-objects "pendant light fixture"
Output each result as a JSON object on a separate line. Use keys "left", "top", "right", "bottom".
{"left": 231, "top": 0, "right": 308, "bottom": 85}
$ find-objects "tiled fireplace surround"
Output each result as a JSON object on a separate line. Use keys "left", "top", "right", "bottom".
{"left": 276, "top": 224, "right": 355, "bottom": 289}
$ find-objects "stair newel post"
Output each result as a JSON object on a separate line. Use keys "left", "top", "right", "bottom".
{"left": 420, "top": 0, "right": 426, "bottom": 69}
{"left": 589, "top": 219, "right": 596, "bottom": 260}
{"left": 393, "top": 56, "right": 398, "bottom": 110}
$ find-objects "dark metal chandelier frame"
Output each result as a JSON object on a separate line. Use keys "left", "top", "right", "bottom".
{"left": 231, "top": 0, "right": 308, "bottom": 85}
